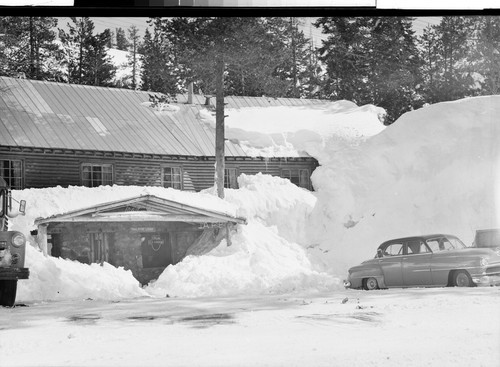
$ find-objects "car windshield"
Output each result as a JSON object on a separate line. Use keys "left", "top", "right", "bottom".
{"left": 425, "top": 236, "right": 467, "bottom": 252}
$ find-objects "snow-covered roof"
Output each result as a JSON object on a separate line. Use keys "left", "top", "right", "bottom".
{"left": 0, "top": 76, "right": 336, "bottom": 158}
{"left": 34, "top": 194, "right": 247, "bottom": 226}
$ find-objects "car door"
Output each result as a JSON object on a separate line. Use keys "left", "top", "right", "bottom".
{"left": 378, "top": 241, "right": 404, "bottom": 286}
{"left": 402, "top": 239, "right": 432, "bottom": 286}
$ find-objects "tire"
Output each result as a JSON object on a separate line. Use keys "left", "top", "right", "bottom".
{"left": 0, "top": 280, "right": 18, "bottom": 307}
{"left": 363, "top": 277, "right": 379, "bottom": 290}
{"left": 452, "top": 270, "right": 473, "bottom": 287}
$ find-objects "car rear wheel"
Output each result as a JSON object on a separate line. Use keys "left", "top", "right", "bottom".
{"left": 0, "top": 279, "right": 18, "bottom": 307}
{"left": 452, "top": 270, "right": 473, "bottom": 287}
{"left": 363, "top": 277, "right": 379, "bottom": 290}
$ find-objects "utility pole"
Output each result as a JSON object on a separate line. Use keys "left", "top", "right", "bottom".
{"left": 215, "top": 53, "right": 225, "bottom": 199}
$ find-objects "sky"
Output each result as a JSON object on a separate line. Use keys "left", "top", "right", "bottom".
{"left": 56, "top": 16, "right": 443, "bottom": 48}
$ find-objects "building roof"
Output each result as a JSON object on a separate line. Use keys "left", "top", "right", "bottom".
{"left": 34, "top": 194, "right": 247, "bottom": 226}
{"left": 0, "top": 76, "right": 327, "bottom": 158}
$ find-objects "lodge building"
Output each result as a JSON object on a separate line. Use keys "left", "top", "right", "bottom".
{"left": 0, "top": 76, "right": 322, "bottom": 283}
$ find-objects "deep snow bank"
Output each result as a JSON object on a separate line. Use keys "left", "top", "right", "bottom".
{"left": 146, "top": 174, "right": 337, "bottom": 297}
{"left": 12, "top": 174, "right": 337, "bottom": 301}
{"left": 200, "top": 100, "right": 386, "bottom": 159}
{"left": 17, "top": 245, "right": 147, "bottom": 302}
{"left": 308, "top": 96, "right": 500, "bottom": 275}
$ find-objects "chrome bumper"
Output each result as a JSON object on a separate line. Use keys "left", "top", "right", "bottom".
{"left": 472, "top": 274, "right": 500, "bottom": 286}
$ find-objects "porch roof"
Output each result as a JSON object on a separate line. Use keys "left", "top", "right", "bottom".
{"left": 34, "top": 194, "right": 247, "bottom": 226}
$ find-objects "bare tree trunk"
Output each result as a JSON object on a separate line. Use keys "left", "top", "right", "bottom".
{"left": 215, "top": 54, "right": 225, "bottom": 199}
{"left": 29, "top": 17, "right": 36, "bottom": 78}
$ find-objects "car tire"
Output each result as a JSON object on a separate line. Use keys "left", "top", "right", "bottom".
{"left": 0, "top": 280, "right": 18, "bottom": 307}
{"left": 452, "top": 270, "right": 473, "bottom": 287}
{"left": 363, "top": 277, "right": 379, "bottom": 290}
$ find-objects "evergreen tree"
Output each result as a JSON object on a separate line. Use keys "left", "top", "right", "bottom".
{"left": 87, "top": 28, "right": 116, "bottom": 86}
{"left": 59, "top": 17, "right": 116, "bottom": 86}
{"left": 127, "top": 25, "right": 142, "bottom": 90}
{"left": 316, "top": 17, "right": 422, "bottom": 123}
{"left": 265, "top": 17, "right": 323, "bottom": 98}
{"left": 140, "top": 19, "right": 179, "bottom": 95}
{"left": 468, "top": 16, "right": 500, "bottom": 95}
{"left": 0, "top": 16, "right": 62, "bottom": 80}
{"left": 418, "top": 17, "right": 476, "bottom": 103}
{"left": 115, "top": 27, "right": 130, "bottom": 51}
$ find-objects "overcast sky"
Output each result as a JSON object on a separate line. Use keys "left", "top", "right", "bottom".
{"left": 56, "top": 16, "right": 442, "bottom": 48}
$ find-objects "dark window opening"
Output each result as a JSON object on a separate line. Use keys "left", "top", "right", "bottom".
{"left": 281, "top": 168, "right": 311, "bottom": 190}
{"left": 224, "top": 168, "right": 238, "bottom": 189}
{"left": 162, "top": 167, "right": 182, "bottom": 189}
{"left": 0, "top": 160, "right": 23, "bottom": 189}
{"left": 82, "top": 164, "right": 113, "bottom": 187}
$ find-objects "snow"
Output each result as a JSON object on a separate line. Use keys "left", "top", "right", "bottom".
{"left": 3, "top": 95, "right": 500, "bottom": 366}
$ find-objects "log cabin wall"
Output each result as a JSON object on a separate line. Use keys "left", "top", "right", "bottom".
{"left": 46, "top": 221, "right": 205, "bottom": 285}
{"left": 1, "top": 147, "right": 318, "bottom": 191}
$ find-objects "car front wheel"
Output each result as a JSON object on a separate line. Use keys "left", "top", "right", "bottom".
{"left": 363, "top": 277, "right": 379, "bottom": 290}
{"left": 452, "top": 270, "right": 473, "bottom": 287}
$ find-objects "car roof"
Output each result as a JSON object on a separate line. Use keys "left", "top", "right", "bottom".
{"left": 380, "top": 234, "right": 457, "bottom": 244}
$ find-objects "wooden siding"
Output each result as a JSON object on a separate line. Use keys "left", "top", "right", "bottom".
{"left": 1, "top": 148, "right": 318, "bottom": 191}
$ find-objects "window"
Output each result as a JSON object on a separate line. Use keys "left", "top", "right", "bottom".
{"left": 224, "top": 168, "right": 238, "bottom": 189}
{"left": 81, "top": 164, "right": 113, "bottom": 187}
{"left": 0, "top": 160, "right": 23, "bottom": 189}
{"left": 426, "top": 236, "right": 466, "bottom": 252}
{"left": 162, "top": 167, "right": 182, "bottom": 189}
{"left": 281, "top": 168, "right": 311, "bottom": 190}
{"left": 383, "top": 243, "right": 404, "bottom": 256}
{"left": 406, "top": 240, "right": 430, "bottom": 255}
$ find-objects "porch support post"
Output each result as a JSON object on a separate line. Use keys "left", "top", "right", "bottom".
{"left": 226, "top": 222, "right": 232, "bottom": 247}
{"left": 37, "top": 224, "right": 48, "bottom": 256}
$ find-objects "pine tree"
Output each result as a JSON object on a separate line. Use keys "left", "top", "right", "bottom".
{"left": 315, "top": 17, "right": 369, "bottom": 103}
{"left": 0, "top": 16, "right": 62, "bottom": 80}
{"left": 59, "top": 17, "right": 116, "bottom": 86}
{"left": 115, "top": 27, "right": 130, "bottom": 51}
{"left": 468, "top": 16, "right": 500, "bottom": 95}
{"left": 127, "top": 25, "right": 142, "bottom": 90}
{"left": 316, "top": 17, "right": 422, "bottom": 123}
{"left": 140, "top": 19, "right": 179, "bottom": 96}
{"left": 418, "top": 16, "right": 476, "bottom": 103}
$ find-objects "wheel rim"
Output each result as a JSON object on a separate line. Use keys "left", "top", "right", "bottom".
{"left": 366, "top": 278, "right": 377, "bottom": 290}
{"left": 455, "top": 272, "right": 470, "bottom": 287}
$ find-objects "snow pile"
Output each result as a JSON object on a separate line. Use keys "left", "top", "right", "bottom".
{"left": 147, "top": 221, "right": 337, "bottom": 297}
{"left": 146, "top": 174, "right": 337, "bottom": 297}
{"left": 17, "top": 245, "right": 147, "bottom": 302}
{"left": 210, "top": 100, "right": 386, "bottom": 158}
{"left": 308, "top": 96, "right": 500, "bottom": 274}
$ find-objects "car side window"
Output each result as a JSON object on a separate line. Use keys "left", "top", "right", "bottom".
{"left": 383, "top": 243, "right": 404, "bottom": 256}
{"left": 426, "top": 238, "right": 453, "bottom": 252}
{"left": 406, "top": 240, "right": 429, "bottom": 255}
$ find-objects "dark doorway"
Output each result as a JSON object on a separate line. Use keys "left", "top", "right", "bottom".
{"left": 140, "top": 233, "right": 172, "bottom": 268}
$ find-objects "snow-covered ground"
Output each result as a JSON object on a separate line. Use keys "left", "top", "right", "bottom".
{"left": 2, "top": 288, "right": 499, "bottom": 367}
{"left": 2, "top": 96, "right": 500, "bottom": 366}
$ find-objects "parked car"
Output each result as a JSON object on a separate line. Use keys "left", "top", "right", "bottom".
{"left": 344, "top": 234, "right": 500, "bottom": 290}
{"left": 472, "top": 228, "right": 500, "bottom": 249}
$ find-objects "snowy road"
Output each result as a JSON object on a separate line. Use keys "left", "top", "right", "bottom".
{"left": 1, "top": 287, "right": 499, "bottom": 367}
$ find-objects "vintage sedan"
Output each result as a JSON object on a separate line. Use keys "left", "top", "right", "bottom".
{"left": 344, "top": 234, "right": 500, "bottom": 290}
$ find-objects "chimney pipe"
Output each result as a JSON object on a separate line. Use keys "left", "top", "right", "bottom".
{"left": 187, "top": 82, "right": 193, "bottom": 104}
